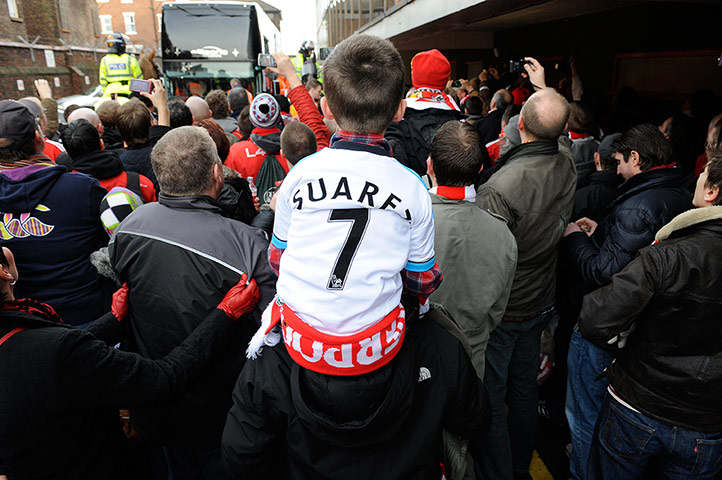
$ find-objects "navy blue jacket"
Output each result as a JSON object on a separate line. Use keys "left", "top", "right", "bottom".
{"left": 564, "top": 168, "right": 692, "bottom": 289}
{"left": 0, "top": 161, "right": 108, "bottom": 325}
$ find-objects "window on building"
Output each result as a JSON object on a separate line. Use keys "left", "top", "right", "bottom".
{"left": 96, "top": 0, "right": 110, "bottom": 3}
{"left": 7, "top": 0, "right": 19, "bottom": 18}
{"left": 100, "top": 14, "right": 113, "bottom": 34}
{"left": 120, "top": 0, "right": 133, "bottom": 3}
{"left": 57, "top": 0, "right": 72, "bottom": 30}
{"left": 157, "top": 13, "right": 162, "bottom": 32}
{"left": 123, "top": 12, "right": 136, "bottom": 35}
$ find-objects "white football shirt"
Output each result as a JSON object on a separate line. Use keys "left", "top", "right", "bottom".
{"left": 272, "top": 146, "right": 435, "bottom": 336}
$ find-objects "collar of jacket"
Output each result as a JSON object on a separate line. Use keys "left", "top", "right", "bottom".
{"left": 71, "top": 149, "right": 124, "bottom": 179}
{"left": 159, "top": 193, "right": 224, "bottom": 214}
{"left": 655, "top": 206, "right": 722, "bottom": 242}
{"left": 494, "top": 139, "right": 559, "bottom": 168}
{"left": 612, "top": 168, "right": 686, "bottom": 208}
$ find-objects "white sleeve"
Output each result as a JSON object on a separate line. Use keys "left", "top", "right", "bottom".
{"left": 271, "top": 179, "right": 293, "bottom": 249}
{"left": 405, "top": 192, "right": 435, "bottom": 271}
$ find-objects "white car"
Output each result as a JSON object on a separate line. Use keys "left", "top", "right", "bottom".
{"left": 57, "top": 85, "right": 103, "bottom": 122}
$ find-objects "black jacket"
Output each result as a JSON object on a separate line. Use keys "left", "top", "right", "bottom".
{"left": 572, "top": 169, "right": 623, "bottom": 222}
{"left": 386, "top": 107, "right": 464, "bottom": 176}
{"left": 564, "top": 168, "right": 692, "bottom": 289}
{"left": 579, "top": 207, "right": 722, "bottom": 433}
{"left": 222, "top": 309, "right": 490, "bottom": 480}
{"left": 109, "top": 194, "right": 276, "bottom": 448}
{"left": 119, "top": 125, "right": 170, "bottom": 189}
{"left": 0, "top": 306, "right": 240, "bottom": 480}
{"left": 474, "top": 109, "right": 504, "bottom": 146}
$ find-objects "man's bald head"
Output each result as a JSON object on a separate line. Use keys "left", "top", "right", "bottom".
{"left": 185, "top": 96, "right": 211, "bottom": 124}
{"left": 519, "top": 88, "right": 570, "bottom": 142}
{"left": 67, "top": 107, "right": 103, "bottom": 135}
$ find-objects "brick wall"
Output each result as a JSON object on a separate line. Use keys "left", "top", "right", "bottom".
{"left": 0, "top": 0, "right": 104, "bottom": 99}
{"left": 0, "top": 45, "right": 101, "bottom": 99}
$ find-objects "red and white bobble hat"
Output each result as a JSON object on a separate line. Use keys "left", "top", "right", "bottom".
{"left": 249, "top": 93, "right": 280, "bottom": 129}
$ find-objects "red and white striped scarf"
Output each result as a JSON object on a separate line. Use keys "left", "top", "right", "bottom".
{"left": 408, "top": 87, "right": 460, "bottom": 111}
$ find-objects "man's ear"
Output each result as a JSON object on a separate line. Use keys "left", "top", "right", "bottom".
{"left": 593, "top": 152, "right": 601, "bottom": 169}
{"left": 706, "top": 185, "right": 720, "bottom": 204}
{"left": 426, "top": 156, "right": 434, "bottom": 176}
{"left": 320, "top": 97, "right": 334, "bottom": 119}
{"left": 392, "top": 99, "right": 406, "bottom": 123}
{"left": 629, "top": 150, "right": 641, "bottom": 168}
{"left": 517, "top": 114, "right": 525, "bottom": 132}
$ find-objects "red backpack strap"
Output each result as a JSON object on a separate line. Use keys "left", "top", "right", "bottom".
{"left": 0, "top": 327, "right": 26, "bottom": 347}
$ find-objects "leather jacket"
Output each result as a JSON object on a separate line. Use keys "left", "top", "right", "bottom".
{"left": 579, "top": 207, "right": 722, "bottom": 432}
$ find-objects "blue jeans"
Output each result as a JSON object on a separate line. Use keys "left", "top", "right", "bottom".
{"left": 478, "top": 308, "right": 554, "bottom": 480}
{"left": 565, "top": 326, "right": 614, "bottom": 480}
{"left": 588, "top": 395, "right": 722, "bottom": 479}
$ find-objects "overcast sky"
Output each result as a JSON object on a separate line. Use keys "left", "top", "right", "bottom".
{"left": 271, "top": 0, "right": 318, "bottom": 54}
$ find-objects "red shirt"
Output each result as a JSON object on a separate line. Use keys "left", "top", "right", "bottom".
{"left": 43, "top": 139, "right": 64, "bottom": 162}
{"left": 98, "top": 171, "right": 157, "bottom": 204}
{"left": 225, "top": 128, "right": 289, "bottom": 182}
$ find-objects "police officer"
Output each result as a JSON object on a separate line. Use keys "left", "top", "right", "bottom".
{"left": 98, "top": 33, "right": 142, "bottom": 98}
{"left": 292, "top": 40, "right": 321, "bottom": 83}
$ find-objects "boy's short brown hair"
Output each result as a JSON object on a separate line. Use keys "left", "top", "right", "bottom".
{"left": 281, "top": 121, "right": 317, "bottom": 166}
{"left": 205, "top": 89, "right": 230, "bottom": 119}
{"left": 116, "top": 99, "right": 151, "bottom": 147}
{"left": 322, "top": 35, "right": 404, "bottom": 135}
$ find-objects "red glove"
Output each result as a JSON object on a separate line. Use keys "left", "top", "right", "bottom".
{"left": 217, "top": 274, "right": 261, "bottom": 320}
{"left": 111, "top": 283, "right": 129, "bottom": 322}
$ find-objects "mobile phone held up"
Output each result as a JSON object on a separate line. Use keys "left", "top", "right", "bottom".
{"left": 509, "top": 59, "right": 530, "bottom": 74}
{"left": 257, "top": 53, "right": 276, "bottom": 68}
{"left": 129, "top": 78, "right": 153, "bottom": 93}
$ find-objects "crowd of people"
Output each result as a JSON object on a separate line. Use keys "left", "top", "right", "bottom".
{"left": 0, "top": 32, "right": 721, "bottom": 480}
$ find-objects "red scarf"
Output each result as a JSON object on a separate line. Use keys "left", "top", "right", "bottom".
{"left": 430, "top": 185, "right": 476, "bottom": 202}
{"left": 569, "top": 131, "right": 590, "bottom": 140}
{"left": 1, "top": 298, "right": 63, "bottom": 323}
{"left": 250, "top": 297, "right": 407, "bottom": 376}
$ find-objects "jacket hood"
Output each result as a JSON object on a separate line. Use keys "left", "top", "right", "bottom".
{"left": 215, "top": 117, "right": 239, "bottom": 134}
{"left": 101, "top": 128, "right": 125, "bottom": 151}
{"left": 0, "top": 165, "right": 66, "bottom": 213}
{"left": 655, "top": 205, "right": 722, "bottom": 241}
{"left": 250, "top": 131, "right": 282, "bottom": 155}
{"left": 290, "top": 335, "right": 417, "bottom": 447}
{"left": 71, "top": 149, "right": 124, "bottom": 180}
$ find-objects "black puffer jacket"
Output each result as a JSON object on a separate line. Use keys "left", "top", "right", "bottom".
{"left": 564, "top": 168, "right": 691, "bottom": 289}
{"left": 386, "top": 107, "right": 465, "bottom": 176}
{"left": 579, "top": 207, "right": 722, "bottom": 433}
{"left": 222, "top": 309, "right": 490, "bottom": 480}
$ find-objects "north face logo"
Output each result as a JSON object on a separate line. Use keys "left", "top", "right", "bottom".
{"left": 418, "top": 367, "right": 431, "bottom": 382}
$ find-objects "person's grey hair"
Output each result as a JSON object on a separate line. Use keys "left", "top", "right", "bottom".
{"left": 492, "top": 89, "right": 512, "bottom": 111}
{"left": 151, "top": 126, "right": 220, "bottom": 196}
{"left": 520, "top": 88, "right": 570, "bottom": 141}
